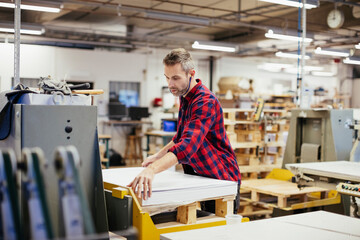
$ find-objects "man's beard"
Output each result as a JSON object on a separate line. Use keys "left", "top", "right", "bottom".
{"left": 169, "top": 86, "right": 188, "bottom": 97}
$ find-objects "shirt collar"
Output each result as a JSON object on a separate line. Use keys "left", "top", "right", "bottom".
{"left": 182, "top": 79, "right": 201, "bottom": 102}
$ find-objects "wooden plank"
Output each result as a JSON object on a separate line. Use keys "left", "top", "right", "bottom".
{"left": 232, "top": 142, "right": 260, "bottom": 149}
{"left": 278, "top": 196, "right": 287, "bottom": 208}
{"left": 177, "top": 202, "right": 197, "bottom": 224}
{"left": 215, "top": 198, "right": 234, "bottom": 217}
{"left": 238, "top": 200, "right": 273, "bottom": 217}
{"left": 156, "top": 215, "right": 225, "bottom": 229}
{"left": 239, "top": 164, "right": 281, "bottom": 173}
{"left": 72, "top": 89, "right": 104, "bottom": 95}
{"left": 251, "top": 191, "right": 260, "bottom": 202}
{"left": 241, "top": 179, "right": 327, "bottom": 197}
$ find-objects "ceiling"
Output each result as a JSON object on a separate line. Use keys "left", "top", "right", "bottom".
{"left": 0, "top": 0, "right": 360, "bottom": 59}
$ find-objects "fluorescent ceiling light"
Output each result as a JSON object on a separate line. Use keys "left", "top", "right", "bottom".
{"left": 260, "top": 0, "right": 318, "bottom": 9}
{"left": 192, "top": 41, "right": 236, "bottom": 53}
{"left": 276, "top": 51, "right": 310, "bottom": 59}
{"left": 257, "top": 64, "right": 282, "bottom": 72}
{"left": 312, "top": 71, "right": 335, "bottom": 77}
{"left": 355, "top": 44, "right": 360, "bottom": 50}
{"left": 314, "top": 47, "right": 350, "bottom": 57}
{"left": 0, "top": 27, "right": 44, "bottom": 35}
{"left": 0, "top": 2, "right": 61, "bottom": 13}
{"left": 261, "top": 63, "right": 293, "bottom": 68}
{"left": 146, "top": 12, "right": 209, "bottom": 25}
{"left": 343, "top": 57, "right": 360, "bottom": 65}
{"left": 265, "top": 30, "right": 313, "bottom": 43}
{"left": 303, "top": 66, "right": 324, "bottom": 71}
{"left": 284, "top": 68, "right": 308, "bottom": 74}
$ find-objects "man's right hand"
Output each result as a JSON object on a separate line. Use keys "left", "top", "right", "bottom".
{"left": 142, "top": 154, "right": 159, "bottom": 167}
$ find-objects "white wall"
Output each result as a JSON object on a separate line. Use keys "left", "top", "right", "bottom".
{"left": 215, "top": 57, "right": 339, "bottom": 99}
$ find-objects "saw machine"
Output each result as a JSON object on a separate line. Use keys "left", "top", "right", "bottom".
{"left": 286, "top": 161, "right": 360, "bottom": 217}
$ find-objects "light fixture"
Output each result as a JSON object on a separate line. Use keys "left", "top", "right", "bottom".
{"left": 0, "top": 27, "right": 44, "bottom": 35}
{"left": 265, "top": 30, "right": 313, "bottom": 43}
{"left": 192, "top": 41, "right": 236, "bottom": 52}
{"left": 355, "top": 44, "right": 360, "bottom": 50}
{"left": 284, "top": 68, "right": 306, "bottom": 74}
{"left": 259, "top": 0, "right": 318, "bottom": 9}
{"left": 146, "top": 12, "right": 209, "bottom": 25}
{"left": 303, "top": 66, "right": 324, "bottom": 71}
{"left": 259, "top": 63, "right": 293, "bottom": 69}
{"left": 257, "top": 65, "right": 282, "bottom": 72}
{"left": 275, "top": 51, "right": 310, "bottom": 59}
{"left": 312, "top": 71, "right": 335, "bottom": 77}
{"left": 0, "top": 2, "right": 61, "bottom": 13}
{"left": 314, "top": 47, "right": 350, "bottom": 57}
{"left": 343, "top": 57, "right": 360, "bottom": 65}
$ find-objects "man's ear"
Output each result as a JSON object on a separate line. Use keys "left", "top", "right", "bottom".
{"left": 190, "top": 69, "right": 195, "bottom": 77}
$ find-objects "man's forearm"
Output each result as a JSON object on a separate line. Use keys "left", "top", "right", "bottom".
{"left": 155, "top": 141, "right": 175, "bottom": 159}
{"left": 148, "top": 151, "right": 178, "bottom": 174}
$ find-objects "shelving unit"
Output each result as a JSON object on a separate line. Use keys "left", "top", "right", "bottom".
{"left": 223, "top": 108, "right": 288, "bottom": 179}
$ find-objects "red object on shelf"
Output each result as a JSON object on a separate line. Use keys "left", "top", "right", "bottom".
{"left": 153, "top": 98, "right": 163, "bottom": 107}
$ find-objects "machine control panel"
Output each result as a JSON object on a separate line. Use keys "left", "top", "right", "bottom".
{"left": 336, "top": 183, "right": 360, "bottom": 197}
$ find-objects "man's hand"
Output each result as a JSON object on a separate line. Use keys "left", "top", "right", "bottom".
{"left": 127, "top": 167, "right": 155, "bottom": 200}
{"left": 142, "top": 154, "right": 159, "bottom": 167}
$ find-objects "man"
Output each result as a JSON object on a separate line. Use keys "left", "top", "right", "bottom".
{"left": 128, "top": 48, "right": 241, "bottom": 213}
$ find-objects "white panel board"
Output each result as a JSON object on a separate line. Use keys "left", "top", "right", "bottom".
{"left": 102, "top": 167, "right": 237, "bottom": 206}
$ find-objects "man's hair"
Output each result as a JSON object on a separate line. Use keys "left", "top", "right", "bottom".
{"left": 163, "top": 48, "right": 195, "bottom": 74}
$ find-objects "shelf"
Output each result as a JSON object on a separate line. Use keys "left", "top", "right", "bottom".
{"left": 231, "top": 141, "right": 285, "bottom": 149}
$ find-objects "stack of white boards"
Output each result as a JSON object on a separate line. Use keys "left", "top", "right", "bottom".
{"left": 102, "top": 167, "right": 237, "bottom": 206}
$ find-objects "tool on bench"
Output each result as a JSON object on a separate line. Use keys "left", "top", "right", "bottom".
{"left": 54, "top": 146, "right": 95, "bottom": 238}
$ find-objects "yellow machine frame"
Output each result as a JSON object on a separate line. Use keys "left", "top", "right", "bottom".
{"left": 105, "top": 183, "right": 248, "bottom": 240}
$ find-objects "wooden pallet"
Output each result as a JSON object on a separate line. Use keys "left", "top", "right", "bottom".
{"left": 240, "top": 179, "right": 333, "bottom": 209}
{"left": 238, "top": 198, "right": 273, "bottom": 218}
{"left": 151, "top": 195, "right": 235, "bottom": 226}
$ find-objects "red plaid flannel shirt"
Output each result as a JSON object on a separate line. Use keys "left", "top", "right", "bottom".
{"left": 168, "top": 79, "right": 241, "bottom": 183}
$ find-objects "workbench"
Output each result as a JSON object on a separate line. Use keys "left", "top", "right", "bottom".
{"left": 160, "top": 211, "right": 360, "bottom": 240}
{"left": 145, "top": 130, "right": 176, "bottom": 155}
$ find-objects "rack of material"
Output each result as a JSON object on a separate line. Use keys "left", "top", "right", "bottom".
{"left": 160, "top": 211, "right": 360, "bottom": 240}
{"left": 102, "top": 168, "right": 238, "bottom": 240}
{"left": 223, "top": 108, "right": 288, "bottom": 179}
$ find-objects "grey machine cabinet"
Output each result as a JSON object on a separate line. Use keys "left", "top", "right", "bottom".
{"left": 283, "top": 109, "right": 354, "bottom": 166}
{"left": 0, "top": 104, "right": 108, "bottom": 237}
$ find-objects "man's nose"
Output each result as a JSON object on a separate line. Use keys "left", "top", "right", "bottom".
{"left": 168, "top": 80, "right": 174, "bottom": 88}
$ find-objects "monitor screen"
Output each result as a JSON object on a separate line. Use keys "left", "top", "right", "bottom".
{"left": 128, "top": 107, "right": 149, "bottom": 120}
{"left": 119, "top": 89, "right": 139, "bottom": 107}
{"left": 108, "top": 102, "right": 127, "bottom": 120}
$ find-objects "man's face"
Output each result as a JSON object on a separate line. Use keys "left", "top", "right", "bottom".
{"left": 164, "top": 63, "right": 190, "bottom": 97}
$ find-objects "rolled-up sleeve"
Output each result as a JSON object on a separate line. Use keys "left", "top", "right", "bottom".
{"left": 168, "top": 98, "right": 215, "bottom": 164}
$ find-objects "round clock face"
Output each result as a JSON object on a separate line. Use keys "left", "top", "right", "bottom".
{"left": 327, "top": 9, "right": 345, "bottom": 29}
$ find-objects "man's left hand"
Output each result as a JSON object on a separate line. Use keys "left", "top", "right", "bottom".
{"left": 127, "top": 167, "right": 155, "bottom": 200}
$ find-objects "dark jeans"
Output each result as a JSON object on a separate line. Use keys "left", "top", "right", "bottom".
{"left": 182, "top": 164, "right": 241, "bottom": 214}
